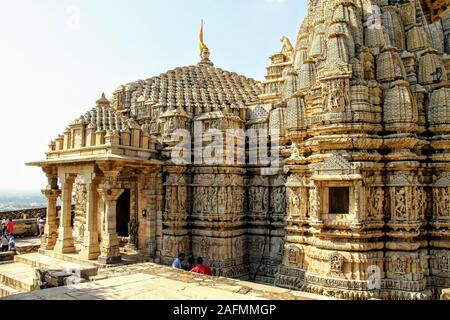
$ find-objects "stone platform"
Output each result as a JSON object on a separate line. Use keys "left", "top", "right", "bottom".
{"left": 3, "top": 261, "right": 331, "bottom": 300}
{"left": 0, "top": 251, "right": 98, "bottom": 298}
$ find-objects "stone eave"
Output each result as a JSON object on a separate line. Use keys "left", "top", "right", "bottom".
{"left": 193, "top": 111, "right": 244, "bottom": 122}
{"left": 266, "top": 61, "right": 292, "bottom": 69}
{"left": 26, "top": 154, "right": 163, "bottom": 168}
{"left": 246, "top": 117, "right": 269, "bottom": 126}
{"left": 310, "top": 174, "right": 363, "bottom": 181}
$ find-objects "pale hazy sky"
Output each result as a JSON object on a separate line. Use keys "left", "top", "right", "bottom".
{"left": 0, "top": 0, "right": 306, "bottom": 192}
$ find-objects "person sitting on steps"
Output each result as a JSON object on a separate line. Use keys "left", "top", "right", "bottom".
{"left": 184, "top": 256, "right": 196, "bottom": 271}
{"left": 190, "top": 257, "right": 213, "bottom": 276}
{"left": 172, "top": 253, "right": 186, "bottom": 270}
{"left": 1, "top": 234, "right": 9, "bottom": 252}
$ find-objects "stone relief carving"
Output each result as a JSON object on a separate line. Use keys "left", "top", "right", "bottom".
{"left": 392, "top": 255, "right": 407, "bottom": 276}
{"left": 329, "top": 252, "right": 344, "bottom": 275}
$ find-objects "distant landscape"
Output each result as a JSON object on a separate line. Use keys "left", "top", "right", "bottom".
{"left": 0, "top": 190, "right": 46, "bottom": 212}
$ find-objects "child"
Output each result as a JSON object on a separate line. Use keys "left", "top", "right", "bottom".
{"left": 1, "top": 234, "right": 9, "bottom": 252}
{"left": 8, "top": 235, "right": 16, "bottom": 253}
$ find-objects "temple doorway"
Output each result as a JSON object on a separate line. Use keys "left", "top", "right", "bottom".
{"left": 116, "top": 189, "right": 131, "bottom": 237}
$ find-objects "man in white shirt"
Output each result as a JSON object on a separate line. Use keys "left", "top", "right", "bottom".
{"left": 37, "top": 216, "right": 45, "bottom": 237}
{"left": 1, "top": 218, "right": 7, "bottom": 235}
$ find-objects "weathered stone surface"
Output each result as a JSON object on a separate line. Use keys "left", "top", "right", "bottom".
{"left": 4, "top": 262, "right": 331, "bottom": 301}
{"left": 441, "top": 288, "right": 450, "bottom": 300}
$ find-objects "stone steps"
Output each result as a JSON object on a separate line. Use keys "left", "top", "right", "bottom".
{"left": 15, "top": 253, "right": 98, "bottom": 278}
{"left": 0, "top": 252, "right": 100, "bottom": 298}
{"left": 38, "top": 249, "right": 99, "bottom": 269}
{"left": 0, "top": 262, "right": 38, "bottom": 292}
{"left": 0, "top": 284, "right": 21, "bottom": 298}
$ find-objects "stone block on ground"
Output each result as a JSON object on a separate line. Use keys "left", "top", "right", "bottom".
{"left": 43, "top": 270, "right": 73, "bottom": 288}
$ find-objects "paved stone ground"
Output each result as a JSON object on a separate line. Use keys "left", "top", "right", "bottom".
{"left": 3, "top": 262, "right": 332, "bottom": 300}
{"left": 15, "top": 237, "right": 41, "bottom": 247}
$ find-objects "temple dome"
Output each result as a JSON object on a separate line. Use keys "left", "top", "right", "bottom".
{"left": 429, "top": 87, "right": 450, "bottom": 133}
{"left": 112, "top": 62, "right": 261, "bottom": 119}
{"left": 383, "top": 81, "right": 419, "bottom": 133}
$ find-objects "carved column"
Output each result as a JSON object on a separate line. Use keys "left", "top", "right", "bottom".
{"left": 42, "top": 189, "right": 61, "bottom": 250}
{"left": 54, "top": 173, "right": 77, "bottom": 254}
{"left": 143, "top": 172, "right": 159, "bottom": 257}
{"left": 97, "top": 186, "right": 123, "bottom": 264}
{"left": 161, "top": 166, "right": 189, "bottom": 264}
{"left": 41, "top": 167, "right": 61, "bottom": 250}
{"left": 79, "top": 174, "right": 101, "bottom": 260}
{"left": 155, "top": 172, "right": 164, "bottom": 262}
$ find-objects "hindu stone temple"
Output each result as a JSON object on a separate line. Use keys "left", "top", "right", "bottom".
{"left": 28, "top": 0, "right": 450, "bottom": 300}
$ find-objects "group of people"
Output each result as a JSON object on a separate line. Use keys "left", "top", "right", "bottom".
{"left": 1, "top": 217, "right": 15, "bottom": 252}
{"left": 172, "top": 253, "right": 213, "bottom": 276}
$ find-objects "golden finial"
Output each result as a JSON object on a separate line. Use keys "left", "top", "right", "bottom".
{"left": 198, "top": 20, "right": 213, "bottom": 66}
{"left": 200, "top": 19, "right": 209, "bottom": 56}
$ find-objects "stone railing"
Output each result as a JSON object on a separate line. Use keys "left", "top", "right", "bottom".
{"left": 0, "top": 207, "right": 64, "bottom": 238}
{"left": 0, "top": 207, "right": 49, "bottom": 220}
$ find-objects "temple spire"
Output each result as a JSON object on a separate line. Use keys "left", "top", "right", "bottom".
{"left": 96, "top": 92, "right": 110, "bottom": 106}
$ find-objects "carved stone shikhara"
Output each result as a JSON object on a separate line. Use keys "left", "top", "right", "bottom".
{"left": 28, "top": 0, "right": 450, "bottom": 300}
{"left": 273, "top": 0, "right": 450, "bottom": 300}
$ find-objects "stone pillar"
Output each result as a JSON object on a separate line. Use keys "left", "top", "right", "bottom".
{"left": 42, "top": 189, "right": 61, "bottom": 250}
{"left": 54, "top": 173, "right": 77, "bottom": 254}
{"left": 155, "top": 172, "right": 164, "bottom": 260}
{"left": 97, "top": 187, "right": 124, "bottom": 264}
{"left": 41, "top": 189, "right": 61, "bottom": 250}
{"left": 79, "top": 174, "right": 101, "bottom": 260}
{"left": 41, "top": 167, "right": 60, "bottom": 250}
{"left": 161, "top": 166, "right": 189, "bottom": 265}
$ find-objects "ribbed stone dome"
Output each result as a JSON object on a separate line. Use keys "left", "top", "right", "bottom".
{"left": 383, "top": 81, "right": 419, "bottom": 132}
{"left": 79, "top": 104, "right": 141, "bottom": 133}
{"left": 418, "top": 52, "right": 447, "bottom": 85}
{"left": 376, "top": 48, "right": 406, "bottom": 82}
{"left": 429, "top": 87, "right": 450, "bottom": 133}
{"left": 112, "top": 63, "right": 261, "bottom": 120}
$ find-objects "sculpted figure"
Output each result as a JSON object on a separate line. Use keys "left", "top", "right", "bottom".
{"left": 218, "top": 187, "right": 226, "bottom": 213}
{"left": 128, "top": 216, "right": 139, "bottom": 248}
{"left": 165, "top": 187, "right": 172, "bottom": 212}
{"left": 254, "top": 188, "right": 263, "bottom": 212}
{"left": 194, "top": 188, "right": 202, "bottom": 212}
{"left": 395, "top": 188, "right": 407, "bottom": 220}
{"left": 289, "top": 189, "right": 300, "bottom": 216}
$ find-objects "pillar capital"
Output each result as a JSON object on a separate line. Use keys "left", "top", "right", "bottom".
{"left": 59, "top": 173, "right": 77, "bottom": 185}
{"left": 42, "top": 166, "right": 59, "bottom": 190}
{"left": 41, "top": 188, "right": 61, "bottom": 200}
{"left": 97, "top": 188, "right": 124, "bottom": 202}
{"left": 77, "top": 172, "right": 103, "bottom": 185}
{"left": 97, "top": 160, "right": 124, "bottom": 175}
